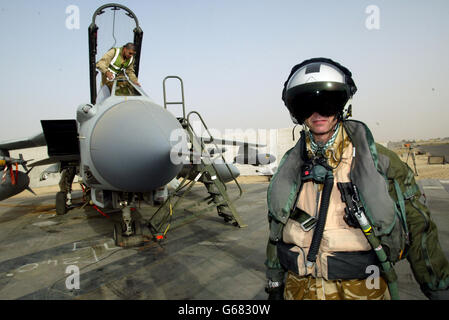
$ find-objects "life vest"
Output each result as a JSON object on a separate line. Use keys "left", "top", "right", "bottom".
{"left": 282, "top": 134, "right": 378, "bottom": 279}
{"left": 107, "top": 47, "right": 134, "bottom": 75}
{"left": 267, "top": 120, "right": 411, "bottom": 280}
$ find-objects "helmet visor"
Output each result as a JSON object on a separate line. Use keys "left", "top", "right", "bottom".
{"left": 286, "top": 82, "right": 350, "bottom": 124}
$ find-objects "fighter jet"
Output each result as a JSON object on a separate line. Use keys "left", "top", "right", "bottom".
{"left": 0, "top": 4, "right": 275, "bottom": 246}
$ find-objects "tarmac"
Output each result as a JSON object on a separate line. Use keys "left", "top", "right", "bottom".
{"left": 0, "top": 179, "right": 448, "bottom": 300}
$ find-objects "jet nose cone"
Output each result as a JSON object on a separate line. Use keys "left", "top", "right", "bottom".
{"left": 90, "top": 100, "right": 187, "bottom": 191}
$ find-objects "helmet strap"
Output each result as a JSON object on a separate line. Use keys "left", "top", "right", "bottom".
{"left": 342, "top": 98, "right": 353, "bottom": 120}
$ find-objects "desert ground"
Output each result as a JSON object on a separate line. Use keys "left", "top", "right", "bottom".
{"left": 394, "top": 144, "right": 449, "bottom": 181}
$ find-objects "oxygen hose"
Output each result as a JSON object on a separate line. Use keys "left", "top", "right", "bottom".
{"left": 354, "top": 210, "right": 400, "bottom": 300}
{"left": 306, "top": 169, "right": 334, "bottom": 266}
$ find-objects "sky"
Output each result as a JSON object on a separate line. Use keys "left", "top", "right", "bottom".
{"left": 0, "top": 0, "right": 448, "bottom": 142}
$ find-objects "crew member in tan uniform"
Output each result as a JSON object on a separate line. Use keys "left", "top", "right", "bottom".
{"left": 96, "top": 42, "right": 140, "bottom": 92}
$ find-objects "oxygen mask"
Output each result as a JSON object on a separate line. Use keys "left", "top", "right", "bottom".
{"left": 301, "top": 156, "right": 333, "bottom": 184}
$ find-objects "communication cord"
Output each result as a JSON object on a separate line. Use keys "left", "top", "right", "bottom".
{"left": 306, "top": 169, "right": 334, "bottom": 266}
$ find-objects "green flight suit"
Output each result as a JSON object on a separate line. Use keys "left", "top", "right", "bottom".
{"left": 266, "top": 120, "right": 449, "bottom": 299}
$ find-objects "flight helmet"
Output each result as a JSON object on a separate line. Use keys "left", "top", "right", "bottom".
{"left": 282, "top": 58, "right": 357, "bottom": 124}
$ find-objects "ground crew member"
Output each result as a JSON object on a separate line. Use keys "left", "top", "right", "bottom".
{"left": 59, "top": 166, "right": 76, "bottom": 208}
{"left": 96, "top": 42, "right": 140, "bottom": 92}
{"left": 265, "top": 57, "right": 449, "bottom": 300}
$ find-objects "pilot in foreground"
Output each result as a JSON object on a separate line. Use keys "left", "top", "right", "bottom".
{"left": 265, "top": 57, "right": 449, "bottom": 300}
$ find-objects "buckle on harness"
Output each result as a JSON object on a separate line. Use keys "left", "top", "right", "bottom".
{"left": 291, "top": 207, "right": 317, "bottom": 232}
{"left": 300, "top": 216, "right": 317, "bottom": 232}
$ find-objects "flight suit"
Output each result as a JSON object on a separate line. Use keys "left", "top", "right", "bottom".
{"left": 266, "top": 120, "right": 449, "bottom": 300}
{"left": 96, "top": 47, "right": 138, "bottom": 92}
{"left": 282, "top": 125, "right": 390, "bottom": 299}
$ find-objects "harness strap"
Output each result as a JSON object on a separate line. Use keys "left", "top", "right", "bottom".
{"left": 108, "top": 47, "right": 134, "bottom": 75}
{"left": 108, "top": 48, "right": 121, "bottom": 74}
{"left": 290, "top": 207, "right": 317, "bottom": 232}
{"left": 305, "top": 170, "right": 334, "bottom": 266}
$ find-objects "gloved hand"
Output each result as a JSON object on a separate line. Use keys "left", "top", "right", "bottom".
{"left": 425, "top": 289, "right": 449, "bottom": 300}
{"left": 421, "top": 282, "right": 449, "bottom": 300}
{"left": 106, "top": 71, "right": 115, "bottom": 81}
{"left": 265, "top": 284, "right": 284, "bottom": 300}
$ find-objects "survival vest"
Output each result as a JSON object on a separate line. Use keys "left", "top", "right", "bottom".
{"left": 266, "top": 120, "right": 417, "bottom": 283}
{"left": 108, "top": 47, "right": 134, "bottom": 75}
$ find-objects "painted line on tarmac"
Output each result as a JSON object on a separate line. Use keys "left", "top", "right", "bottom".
{"left": 423, "top": 186, "right": 445, "bottom": 190}
{"left": 0, "top": 203, "right": 54, "bottom": 209}
{"left": 0, "top": 203, "right": 56, "bottom": 214}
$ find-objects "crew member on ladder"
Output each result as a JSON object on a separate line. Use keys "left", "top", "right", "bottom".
{"left": 96, "top": 42, "right": 141, "bottom": 91}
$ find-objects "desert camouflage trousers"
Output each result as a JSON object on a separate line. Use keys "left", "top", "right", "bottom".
{"left": 59, "top": 167, "right": 76, "bottom": 193}
{"left": 284, "top": 272, "right": 391, "bottom": 300}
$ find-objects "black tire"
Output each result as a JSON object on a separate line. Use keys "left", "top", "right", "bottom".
{"left": 113, "top": 223, "right": 123, "bottom": 246}
{"left": 56, "top": 192, "right": 67, "bottom": 215}
{"left": 133, "top": 220, "right": 142, "bottom": 235}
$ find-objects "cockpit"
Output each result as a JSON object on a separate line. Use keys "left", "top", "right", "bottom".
{"left": 96, "top": 77, "right": 147, "bottom": 104}
{"left": 112, "top": 78, "right": 142, "bottom": 96}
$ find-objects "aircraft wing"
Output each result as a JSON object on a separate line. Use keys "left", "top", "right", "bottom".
{"left": 200, "top": 137, "right": 266, "bottom": 148}
{"left": 29, "top": 155, "right": 80, "bottom": 167}
{"left": 0, "top": 132, "right": 47, "bottom": 151}
{"left": 1, "top": 120, "right": 81, "bottom": 168}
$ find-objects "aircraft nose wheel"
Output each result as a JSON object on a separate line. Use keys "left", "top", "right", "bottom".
{"left": 113, "top": 220, "right": 144, "bottom": 248}
{"left": 56, "top": 192, "right": 68, "bottom": 215}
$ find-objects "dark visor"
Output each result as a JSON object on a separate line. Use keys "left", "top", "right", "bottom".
{"left": 286, "top": 82, "right": 349, "bottom": 123}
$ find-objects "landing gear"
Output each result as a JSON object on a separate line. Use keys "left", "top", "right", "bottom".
{"left": 56, "top": 167, "right": 76, "bottom": 215}
{"left": 56, "top": 191, "right": 68, "bottom": 215}
{"left": 113, "top": 220, "right": 145, "bottom": 247}
{"left": 113, "top": 222, "right": 123, "bottom": 245}
{"left": 112, "top": 201, "right": 145, "bottom": 247}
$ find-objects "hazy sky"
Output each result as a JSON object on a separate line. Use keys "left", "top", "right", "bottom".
{"left": 1, "top": 0, "right": 448, "bottom": 142}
